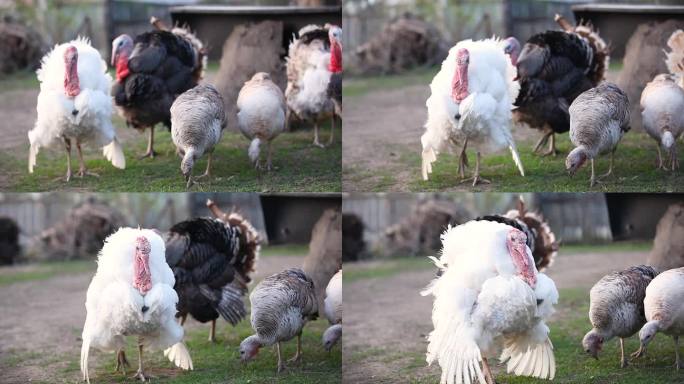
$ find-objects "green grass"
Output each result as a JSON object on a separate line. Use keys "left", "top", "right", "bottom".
{"left": 0, "top": 69, "right": 39, "bottom": 91}
{"left": 1, "top": 119, "right": 341, "bottom": 192}
{"left": 344, "top": 257, "right": 433, "bottom": 283}
{"left": 410, "top": 130, "right": 684, "bottom": 192}
{"left": 1, "top": 308, "right": 340, "bottom": 384}
{"left": 0, "top": 260, "right": 94, "bottom": 286}
{"left": 349, "top": 287, "right": 684, "bottom": 384}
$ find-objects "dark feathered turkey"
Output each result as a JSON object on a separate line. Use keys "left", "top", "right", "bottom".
{"left": 513, "top": 16, "right": 608, "bottom": 156}
{"left": 164, "top": 214, "right": 259, "bottom": 341}
{"left": 111, "top": 22, "right": 206, "bottom": 158}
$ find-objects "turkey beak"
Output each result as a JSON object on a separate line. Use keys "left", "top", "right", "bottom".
{"left": 111, "top": 49, "right": 117, "bottom": 67}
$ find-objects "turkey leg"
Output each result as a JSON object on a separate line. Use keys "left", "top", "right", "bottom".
{"left": 656, "top": 145, "right": 665, "bottom": 170}
{"left": 461, "top": 151, "right": 491, "bottom": 186}
{"left": 63, "top": 136, "right": 73, "bottom": 182}
{"left": 541, "top": 132, "right": 558, "bottom": 157}
{"left": 328, "top": 116, "right": 335, "bottom": 145}
{"left": 313, "top": 122, "right": 325, "bottom": 148}
{"left": 208, "top": 319, "right": 216, "bottom": 343}
{"left": 133, "top": 341, "right": 154, "bottom": 381}
{"left": 481, "top": 357, "right": 496, "bottom": 384}
{"left": 533, "top": 130, "right": 551, "bottom": 153}
{"left": 115, "top": 349, "right": 130, "bottom": 374}
{"left": 179, "top": 313, "right": 187, "bottom": 326}
{"left": 619, "top": 338, "right": 628, "bottom": 368}
{"left": 267, "top": 141, "right": 274, "bottom": 171}
{"left": 455, "top": 138, "right": 469, "bottom": 179}
{"left": 589, "top": 159, "right": 597, "bottom": 187}
{"left": 196, "top": 153, "right": 213, "bottom": 179}
{"left": 598, "top": 150, "right": 615, "bottom": 180}
{"left": 674, "top": 336, "right": 683, "bottom": 370}
{"left": 139, "top": 127, "right": 158, "bottom": 159}
{"left": 670, "top": 146, "right": 679, "bottom": 171}
{"left": 276, "top": 342, "right": 286, "bottom": 373}
{"left": 288, "top": 332, "right": 303, "bottom": 364}
{"left": 76, "top": 140, "right": 99, "bottom": 178}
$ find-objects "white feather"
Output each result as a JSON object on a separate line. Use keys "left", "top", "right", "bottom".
{"left": 421, "top": 38, "right": 523, "bottom": 180}
{"left": 28, "top": 37, "right": 124, "bottom": 172}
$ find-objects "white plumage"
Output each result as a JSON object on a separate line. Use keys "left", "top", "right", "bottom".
{"left": 323, "top": 269, "right": 342, "bottom": 351}
{"left": 639, "top": 267, "right": 684, "bottom": 370}
{"left": 422, "top": 219, "right": 558, "bottom": 384}
{"left": 285, "top": 25, "right": 338, "bottom": 147}
{"left": 421, "top": 38, "right": 524, "bottom": 186}
{"left": 237, "top": 72, "right": 286, "bottom": 170}
{"left": 640, "top": 74, "right": 684, "bottom": 171}
{"left": 665, "top": 30, "right": 684, "bottom": 89}
{"left": 80, "top": 228, "right": 192, "bottom": 383}
{"left": 29, "top": 37, "right": 125, "bottom": 180}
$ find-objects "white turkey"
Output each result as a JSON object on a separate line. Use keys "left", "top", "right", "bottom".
{"left": 566, "top": 83, "right": 630, "bottom": 187}
{"left": 164, "top": 210, "right": 259, "bottom": 342}
{"left": 420, "top": 38, "right": 524, "bottom": 186}
{"left": 111, "top": 18, "right": 206, "bottom": 159}
{"left": 323, "top": 269, "right": 342, "bottom": 351}
{"left": 29, "top": 37, "right": 125, "bottom": 181}
{"left": 239, "top": 268, "right": 317, "bottom": 373}
{"left": 80, "top": 228, "right": 192, "bottom": 383}
{"left": 582, "top": 265, "right": 659, "bottom": 367}
{"left": 237, "top": 72, "right": 286, "bottom": 170}
{"left": 665, "top": 29, "right": 684, "bottom": 89}
{"left": 421, "top": 217, "right": 558, "bottom": 384}
{"left": 639, "top": 267, "right": 684, "bottom": 370}
{"left": 513, "top": 15, "right": 609, "bottom": 156}
{"left": 285, "top": 24, "right": 342, "bottom": 148}
{"left": 170, "top": 84, "right": 227, "bottom": 189}
{"left": 640, "top": 74, "right": 684, "bottom": 171}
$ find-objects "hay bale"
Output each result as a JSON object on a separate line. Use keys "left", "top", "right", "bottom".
{"left": 0, "top": 16, "right": 46, "bottom": 75}
{"left": 616, "top": 19, "right": 684, "bottom": 131}
{"left": 303, "top": 208, "right": 342, "bottom": 315}
{"left": 383, "top": 199, "right": 471, "bottom": 257}
{"left": 342, "top": 213, "right": 365, "bottom": 262}
{"left": 0, "top": 217, "right": 20, "bottom": 265}
{"left": 214, "top": 21, "right": 286, "bottom": 130}
{"left": 32, "top": 198, "right": 127, "bottom": 261}
{"left": 647, "top": 203, "right": 684, "bottom": 271}
{"left": 354, "top": 12, "right": 448, "bottom": 75}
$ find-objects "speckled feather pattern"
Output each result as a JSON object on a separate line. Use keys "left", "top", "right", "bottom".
{"left": 589, "top": 265, "right": 658, "bottom": 340}
{"left": 569, "top": 83, "right": 630, "bottom": 158}
{"left": 170, "top": 84, "right": 226, "bottom": 159}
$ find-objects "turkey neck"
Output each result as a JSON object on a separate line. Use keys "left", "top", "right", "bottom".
{"left": 133, "top": 236, "right": 152, "bottom": 295}
{"left": 115, "top": 54, "right": 130, "bottom": 83}
{"left": 64, "top": 50, "right": 80, "bottom": 97}
{"left": 329, "top": 40, "right": 342, "bottom": 73}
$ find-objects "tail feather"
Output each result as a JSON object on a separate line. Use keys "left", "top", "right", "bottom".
{"left": 421, "top": 147, "right": 437, "bottom": 180}
{"left": 103, "top": 137, "right": 126, "bottom": 169}
{"left": 164, "top": 341, "right": 194, "bottom": 370}
{"left": 80, "top": 338, "right": 90, "bottom": 384}
{"left": 662, "top": 130, "right": 675, "bottom": 149}
{"left": 28, "top": 144, "right": 38, "bottom": 173}
{"left": 200, "top": 282, "right": 247, "bottom": 326}
{"left": 508, "top": 141, "right": 525, "bottom": 177}
{"left": 500, "top": 337, "right": 555, "bottom": 380}
{"left": 248, "top": 138, "right": 261, "bottom": 164}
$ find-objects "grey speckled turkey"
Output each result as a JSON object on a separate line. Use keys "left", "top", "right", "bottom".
{"left": 239, "top": 268, "right": 318, "bottom": 373}
{"left": 582, "top": 265, "right": 658, "bottom": 368}
{"left": 170, "top": 84, "right": 227, "bottom": 189}
{"left": 566, "top": 83, "right": 630, "bottom": 187}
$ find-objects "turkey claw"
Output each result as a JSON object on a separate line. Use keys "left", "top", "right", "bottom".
{"left": 138, "top": 150, "right": 158, "bottom": 160}
{"left": 133, "top": 369, "right": 154, "bottom": 382}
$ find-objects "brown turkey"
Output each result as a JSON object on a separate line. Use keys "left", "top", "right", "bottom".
{"left": 502, "top": 196, "right": 559, "bottom": 271}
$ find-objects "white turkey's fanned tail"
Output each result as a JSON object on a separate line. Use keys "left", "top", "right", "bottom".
{"left": 500, "top": 336, "right": 555, "bottom": 380}
{"left": 426, "top": 324, "right": 486, "bottom": 384}
{"left": 103, "top": 137, "right": 126, "bottom": 169}
{"left": 421, "top": 146, "right": 437, "bottom": 181}
{"left": 164, "top": 341, "right": 194, "bottom": 370}
{"left": 80, "top": 337, "right": 91, "bottom": 384}
{"left": 248, "top": 138, "right": 261, "bottom": 164}
{"left": 508, "top": 139, "right": 525, "bottom": 177}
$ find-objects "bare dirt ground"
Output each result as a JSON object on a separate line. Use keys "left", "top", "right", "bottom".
{"left": 0, "top": 253, "right": 304, "bottom": 383}
{"left": 343, "top": 249, "right": 649, "bottom": 383}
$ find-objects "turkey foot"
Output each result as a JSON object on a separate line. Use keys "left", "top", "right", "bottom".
{"left": 482, "top": 358, "right": 496, "bottom": 384}
{"left": 540, "top": 133, "right": 558, "bottom": 157}
{"left": 631, "top": 345, "right": 646, "bottom": 359}
{"left": 533, "top": 131, "right": 551, "bottom": 154}
{"left": 276, "top": 342, "right": 288, "bottom": 374}
{"left": 133, "top": 368, "right": 155, "bottom": 382}
{"left": 287, "top": 334, "right": 303, "bottom": 364}
{"left": 461, "top": 152, "right": 490, "bottom": 186}
{"left": 656, "top": 146, "right": 666, "bottom": 170}
{"left": 597, "top": 152, "right": 615, "bottom": 181}
{"left": 455, "top": 138, "right": 469, "bottom": 179}
{"left": 77, "top": 168, "right": 100, "bottom": 178}
{"left": 139, "top": 128, "right": 158, "bottom": 159}
{"left": 115, "top": 350, "right": 130, "bottom": 374}
{"left": 313, "top": 123, "right": 326, "bottom": 148}
{"left": 75, "top": 141, "right": 99, "bottom": 178}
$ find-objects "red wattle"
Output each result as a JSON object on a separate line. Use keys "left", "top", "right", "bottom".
{"left": 133, "top": 236, "right": 152, "bottom": 295}
{"left": 116, "top": 56, "right": 130, "bottom": 83}
{"left": 329, "top": 42, "right": 342, "bottom": 73}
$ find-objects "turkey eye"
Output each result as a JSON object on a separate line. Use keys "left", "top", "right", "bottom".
{"left": 455, "top": 113, "right": 461, "bottom": 120}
